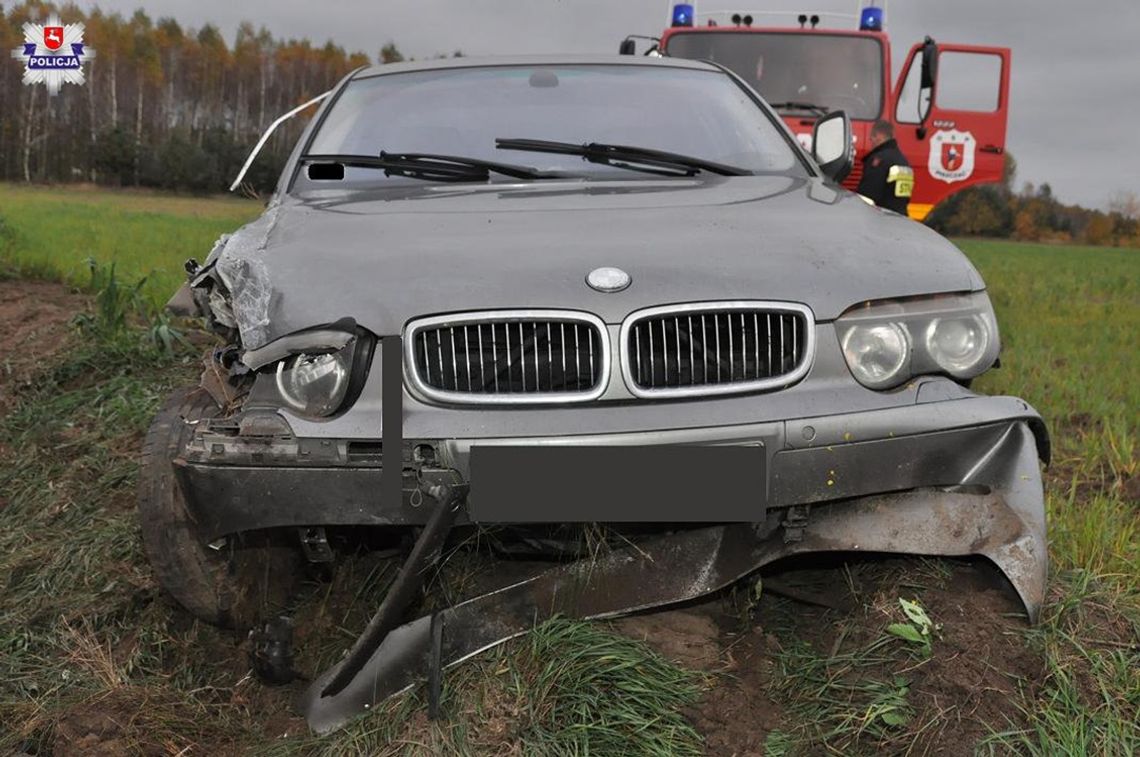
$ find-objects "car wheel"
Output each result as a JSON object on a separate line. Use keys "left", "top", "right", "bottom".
{"left": 138, "top": 386, "right": 298, "bottom": 628}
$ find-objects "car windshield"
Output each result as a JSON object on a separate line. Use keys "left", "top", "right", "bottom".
{"left": 302, "top": 64, "right": 803, "bottom": 185}
{"left": 665, "top": 32, "right": 883, "bottom": 120}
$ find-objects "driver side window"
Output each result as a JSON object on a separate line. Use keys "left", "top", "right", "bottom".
{"left": 895, "top": 51, "right": 932, "bottom": 125}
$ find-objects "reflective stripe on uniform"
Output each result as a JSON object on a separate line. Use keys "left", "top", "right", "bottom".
{"left": 887, "top": 165, "right": 914, "bottom": 199}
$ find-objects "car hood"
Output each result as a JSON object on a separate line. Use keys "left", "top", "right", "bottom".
{"left": 211, "top": 176, "right": 983, "bottom": 348}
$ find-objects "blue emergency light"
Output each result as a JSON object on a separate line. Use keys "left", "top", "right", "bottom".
{"left": 859, "top": 6, "right": 884, "bottom": 31}
{"left": 672, "top": 4, "right": 695, "bottom": 27}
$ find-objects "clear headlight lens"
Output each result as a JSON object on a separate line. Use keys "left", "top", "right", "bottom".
{"left": 837, "top": 292, "right": 1000, "bottom": 390}
{"left": 841, "top": 323, "right": 910, "bottom": 389}
{"left": 275, "top": 346, "right": 352, "bottom": 417}
{"left": 925, "top": 314, "right": 991, "bottom": 376}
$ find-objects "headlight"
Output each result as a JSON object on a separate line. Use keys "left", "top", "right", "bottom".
{"left": 925, "top": 314, "right": 991, "bottom": 376}
{"left": 841, "top": 322, "right": 910, "bottom": 389}
{"left": 275, "top": 343, "right": 354, "bottom": 417}
{"left": 837, "top": 292, "right": 1000, "bottom": 390}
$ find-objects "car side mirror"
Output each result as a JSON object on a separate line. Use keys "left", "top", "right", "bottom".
{"left": 920, "top": 36, "right": 939, "bottom": 90}
{"left": 811, "top": 110, "right": 853, "bottom": 183}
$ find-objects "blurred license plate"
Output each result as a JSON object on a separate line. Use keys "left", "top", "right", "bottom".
{"left": 468, "top": 444, "right": 765, "bottom": 523}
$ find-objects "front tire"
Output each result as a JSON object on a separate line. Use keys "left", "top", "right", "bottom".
{"left": 138, "top": 386, "right": 297, "bottom": 627}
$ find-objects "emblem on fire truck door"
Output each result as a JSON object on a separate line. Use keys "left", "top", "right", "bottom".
{"left": 928, "top": 129, "right": 976, "bottom": 184}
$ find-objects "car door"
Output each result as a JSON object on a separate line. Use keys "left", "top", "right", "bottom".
{"left": 892, "top": 42, "right": 1011, "bottom": 220}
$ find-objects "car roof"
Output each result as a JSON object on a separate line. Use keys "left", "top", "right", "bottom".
{"left": 352, "top": 54, "right": 722, "bottom": 80}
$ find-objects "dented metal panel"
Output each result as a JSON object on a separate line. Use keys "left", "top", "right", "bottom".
{"left": 294, "top": 419, "right": 1045, "bottom": 732}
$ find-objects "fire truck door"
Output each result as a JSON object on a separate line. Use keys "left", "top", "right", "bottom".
{"left": 893, "top": 42, "right": 1011, "bottom": 220}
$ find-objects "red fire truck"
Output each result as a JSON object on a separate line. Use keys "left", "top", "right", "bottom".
{"left": 622, "top": 4, "right": 1011, "bottom": 220}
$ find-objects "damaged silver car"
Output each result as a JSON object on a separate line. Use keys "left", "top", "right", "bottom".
{"left": 140, "top": 55, "right": 1049, "bottom": 732}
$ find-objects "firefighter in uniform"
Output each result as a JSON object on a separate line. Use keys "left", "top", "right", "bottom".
{"left": 856, "top": 120, "right": 914, "bottom": 215}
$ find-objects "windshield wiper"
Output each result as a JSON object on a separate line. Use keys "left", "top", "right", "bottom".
{"left": 768, "top": 101, "right": 830, "bottom": 116}
{"left": 495, "top": 139, "right": 750, "bottom": 177}
{"left": 301, "top": 152, "right": 564, "bottom": 183}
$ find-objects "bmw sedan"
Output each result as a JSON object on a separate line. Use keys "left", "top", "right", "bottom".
{"left": 141, "top": 55, "right": 1049, "bottom": 732}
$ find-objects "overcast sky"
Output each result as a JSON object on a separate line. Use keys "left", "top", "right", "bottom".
{"left": 81, "top": 0, "right": 1139, "bottom": 209}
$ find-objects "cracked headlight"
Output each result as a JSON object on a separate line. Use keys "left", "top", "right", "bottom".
{"left": 275, "top": 344, "right": 353, "bottom": 417}
{"left": 837, "top": 292, "right": 1000, "bottom": 390}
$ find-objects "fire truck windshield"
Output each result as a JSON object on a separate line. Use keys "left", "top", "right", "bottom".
{"left": 666, "top": 32, "right": 883, "bottom": 120}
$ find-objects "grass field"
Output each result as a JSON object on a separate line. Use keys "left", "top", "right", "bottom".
{"left": 0, "top": 183, "right": 259, "bottom": 306}
{"left": 0, "top": 184, "right": 1137, "bottom": 755}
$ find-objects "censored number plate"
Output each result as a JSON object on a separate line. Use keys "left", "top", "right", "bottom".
{"left": 468, "top": 444, "right": 765, "bottom": 523}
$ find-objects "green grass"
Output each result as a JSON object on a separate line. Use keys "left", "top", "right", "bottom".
{"left": 963, "top": 240, "right": 1140, "bottom": 589}
{"left": 0, "top": 183, "right": 259, "bottom": 307}
{"left": 979, "top": 572, "right": 1140, "bottom": 757}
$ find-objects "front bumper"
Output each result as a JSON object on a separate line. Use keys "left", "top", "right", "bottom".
{"left": 175, "top": 388, "right": 1049, "bottom": 619}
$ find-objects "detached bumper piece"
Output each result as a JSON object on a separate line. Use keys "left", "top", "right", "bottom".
{"left": 300, "top": 523, "right": 768, "bottom": 733}
{"left": 300, "top": 420, "right": 1046, "bottom": 733}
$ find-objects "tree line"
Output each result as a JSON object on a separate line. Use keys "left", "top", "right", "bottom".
{"left": 2, "top": 2, "right": 1137, "bottom": 243}
{"left": 924, "top": 156, "right": 1138, "bottom": 247}
{"left": 0, "top": 1, "right": 410, "bottom": 194}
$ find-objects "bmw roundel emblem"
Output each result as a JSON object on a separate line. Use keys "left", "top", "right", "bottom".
{"left": 586, "top": 267, "right": 631, "bottom": 293}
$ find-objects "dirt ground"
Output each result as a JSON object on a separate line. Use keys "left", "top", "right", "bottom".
{"left": 0, "top": 280, "right": 1064, "bottom": 756}
{"left": 0, "top": 278, "right": 88, "bottom": 412}
{"left": 616, "top": 558, "right": 1039, "bottom": 757}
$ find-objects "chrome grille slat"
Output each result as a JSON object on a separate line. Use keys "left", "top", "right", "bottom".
{"left": 634, "top": 328, "right": 642, "bottom": 386}
{"left": 714, "top": 314, "right": 721, "bottom": 382}
{"left": 766, "top": 313, "right": 773, "bottom": 378}
{"left": 687, "top": 315, "right": 695, "bottom": 386}
{"left": 701, "top": 315, "right": 708, "bottom": 384}
{"left": 477, "top": 324, "right": 485, "bottom": 390}
{"left": 573, "top": 323, "right": 581, "bottom": 390}
{"left": 491, "top": 325, "right": 499, "bottom": 392}
{"left": 753, "top": 312, "right": 760, "bottom": 379}
{"left": 780, "top": 314, "right": 788, "bottom": 374}
{"left": 409, "top": 311, "right": 606, "bottom": 402}
{"left": 647, "top": 319, "right": 655, "bottom": 387}
{"left": 588, "top": 327, "right": 595, "bottom": 388}
{"left": 622, "top": 302, "right": 812, "bottom": 397}
{"left": 727, "top": 312, "right": 734, "bottom": 380}
{"left": 436, "top": 330, "right": 445, "bottom": 390}
{"left": 674, "top": 317, "right": 681, "bottom": 383}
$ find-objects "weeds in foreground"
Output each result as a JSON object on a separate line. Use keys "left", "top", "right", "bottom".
{"left": 774, "top": 635, "right": 916, "bottom": 751}
{"left": 885, "top": 597, "right": 940, "bottom": 658}
{"left": 980, "top": 571, "right": 1140, "bottom": 756}
{"left": 70, "top": 257, "right": 190, "bottom": 356}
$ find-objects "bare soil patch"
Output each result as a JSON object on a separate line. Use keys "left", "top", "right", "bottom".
{"left": 0, "top": 278, "right": 87, "bottom": 412}
{"left": 609, "top": 557, "right": 1044, "bottom": 755}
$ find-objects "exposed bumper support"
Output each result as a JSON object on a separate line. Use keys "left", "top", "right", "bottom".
{"left": 299, "top": 422, "right": 1046, "bottom": 733}
{"left": 300, "top": 523, "right": 769, "bottom": 733}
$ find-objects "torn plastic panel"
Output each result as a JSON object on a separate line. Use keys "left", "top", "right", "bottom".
{"left": 296, "top": 418, "right": 1046, "bottom": 732}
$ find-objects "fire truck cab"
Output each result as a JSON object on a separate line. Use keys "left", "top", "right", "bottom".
{"left": 624, "top": 4, "right": 1011, "bottom": 220}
